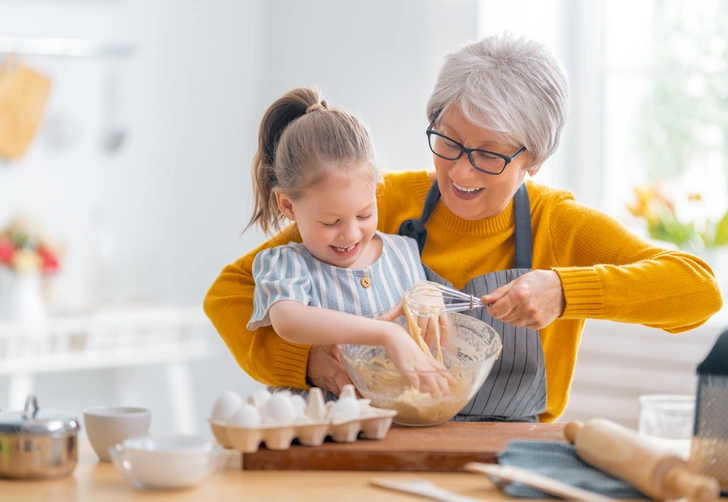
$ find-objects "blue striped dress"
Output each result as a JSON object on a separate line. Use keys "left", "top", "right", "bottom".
{"left": 248, "top": 232, "right": 426, "bottom": 330}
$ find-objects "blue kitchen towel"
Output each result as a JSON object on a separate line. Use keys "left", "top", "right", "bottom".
{"left": 496, "top": 441, "right": 647, "bottom": 499}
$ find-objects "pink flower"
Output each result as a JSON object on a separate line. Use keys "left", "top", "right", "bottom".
{"left": 0, "top": 240, "right": 14, "bottom": 265}
{"left": 1, "top": 215, "right": 63, "bottom": 275}
{"left": 37, "top": 246, "right": 59, "bottom": 274}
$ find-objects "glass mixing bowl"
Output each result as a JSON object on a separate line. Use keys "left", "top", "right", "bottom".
{"left": 338, "top": 313, "right": 502, "bottom": 426}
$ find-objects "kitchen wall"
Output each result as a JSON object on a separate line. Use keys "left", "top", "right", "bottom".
{"left": 0, "top": 0, "right": 495, "bottom": 434}
{"left": 0, "top": 0, "right": 264, "bottom": 307}
{"left": 0, "top": 0, "right": 266, "bottom": 432}
{"left": 262, "top": 0, "right": 476, "bottom": 175}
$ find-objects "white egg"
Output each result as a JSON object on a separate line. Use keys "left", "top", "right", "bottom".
{"left": 247, "top": 388, "right": 272, "bottom": 410}
{"left": 329, "top": 397, "right": 360, "bottom": 422}
{"left": 228, "top": 404, "right": 262, "bottom": 428}
{"left": 211, "top": 391, "right": 242, "bottom": 422}
{"left": 290, "top": 394, "right": 306, "bottom": 418}
{"left": 264, "top": 393, "right": 296, "bottom": 424}
{"left": 340, "top": 384, "right": 357, "bottom": 399}
{"left": 305, "top": 388, "right": 327, "bottom": 421}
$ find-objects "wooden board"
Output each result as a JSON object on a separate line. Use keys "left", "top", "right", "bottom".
{"left": 242, "top": 422, "right": 566, "bottom": 471}
{"left": 0, "top": 57, "right": 52, "bottom": 160}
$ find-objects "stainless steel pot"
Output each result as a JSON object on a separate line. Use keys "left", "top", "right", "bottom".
{"left": 0, "top": 394, "right": 80, "bottom": 479}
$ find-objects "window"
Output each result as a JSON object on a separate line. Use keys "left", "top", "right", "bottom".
{"left": 604, "top": 0, "right": 728, "bottom": 225}
{"left": 479, "top": 0, "right": 728, "bottom": 231}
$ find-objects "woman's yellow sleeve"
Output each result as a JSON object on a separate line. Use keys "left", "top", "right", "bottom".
{"left": 203, "top": 225, "right": 311, "bottom": 388}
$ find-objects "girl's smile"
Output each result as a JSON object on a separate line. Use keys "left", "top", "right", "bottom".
{"left": 331, "top": 241, "right": 360, "bottom": 255}
{"left": 276, "top": 166, "right": 381, "bottom": 269}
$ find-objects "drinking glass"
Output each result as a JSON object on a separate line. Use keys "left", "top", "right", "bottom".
{"left": 638, "top": 394, "right": 694, "bottom": 459}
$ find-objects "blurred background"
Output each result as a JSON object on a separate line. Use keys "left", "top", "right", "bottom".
{"left": 0, "top": 0, "right": 726, "bottom": 434}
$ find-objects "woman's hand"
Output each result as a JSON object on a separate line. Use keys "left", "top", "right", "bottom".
{"left": 306, "top": 344, "right": 354, "bottom": 396}
{"left": 482, "top": 270, "right": 565, "bottom": 330}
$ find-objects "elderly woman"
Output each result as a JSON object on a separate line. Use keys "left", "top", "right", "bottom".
{"left": 204, "top": 33, "right": 722, "bottom": 423}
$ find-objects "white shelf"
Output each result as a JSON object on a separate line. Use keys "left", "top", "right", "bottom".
{"left": 0, "top": 341, "right": 212, "bottom": 374}
{"left": 0, "top": 305, "right": 216, "bottom": 434}
{"left": 0, "top": 305, "right": 216, "bottom": 375}
{"left": 0, "top": 37, "right": 135, "bottom": 58}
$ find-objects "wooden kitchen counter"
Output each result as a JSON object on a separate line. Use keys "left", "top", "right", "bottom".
{"left": 2, "top": 424, "right": 565, "bottom": 502}
{"left": 1, "top": 440, "right": 508, "bottom": 502}
{"left": 7, "top": 423, "right": 722, "bottom": 502}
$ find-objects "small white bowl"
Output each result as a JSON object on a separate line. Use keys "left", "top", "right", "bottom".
{"left": 109, "top": 435, "right": 223, "bottom": 490}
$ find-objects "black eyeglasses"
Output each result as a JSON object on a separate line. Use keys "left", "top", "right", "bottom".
{"left": 426, "top": 119, "right": 527, "bottom": 175}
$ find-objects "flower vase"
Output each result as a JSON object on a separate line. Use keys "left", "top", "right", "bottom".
{"left": 0, "top": 267, "right": 48, "bottom": 326}
{"left": 699, "top": 249, "right": 728, "bottom": 297}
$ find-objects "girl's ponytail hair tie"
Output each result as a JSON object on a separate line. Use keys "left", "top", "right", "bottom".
{"left": 305, "top": 102, "right": 326, "bottom": 114}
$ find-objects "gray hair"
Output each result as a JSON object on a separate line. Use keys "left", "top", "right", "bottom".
{"left": 427, "top": 33, "right": 570, "bottom": 166}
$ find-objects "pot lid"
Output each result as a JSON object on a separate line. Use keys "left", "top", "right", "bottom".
{"left": 0, "top": 395, "right": 79, "bottom": 437}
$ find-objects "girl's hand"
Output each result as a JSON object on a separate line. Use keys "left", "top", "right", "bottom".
{"left": 420, "top": 312, "right": 451, "bottom": 348}
{"left": 481, "top": 270, "right": 565, "bottom": 330}
{"left": 382, "top": 324, "right": 455, "bottom": 396}
{"left": 378, "top": 299, "right": 451, "bottom": 347}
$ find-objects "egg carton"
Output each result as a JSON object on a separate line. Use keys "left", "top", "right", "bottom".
{"left": 208, "top": 386, "right": 397, "bottom": 453}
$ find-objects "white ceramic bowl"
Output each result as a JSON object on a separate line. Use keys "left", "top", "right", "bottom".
{"left": 109, "top": 435, "right": 223, "bottom": 490}
{"left": 83, "top": 406, "right": 151, "bottom": 462}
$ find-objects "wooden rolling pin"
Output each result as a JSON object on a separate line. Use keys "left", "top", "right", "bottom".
{"left": 564, "top": 419, "right": 720, "bottom": 502}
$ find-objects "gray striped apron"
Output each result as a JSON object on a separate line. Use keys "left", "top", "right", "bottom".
{"left": 399, "top": 181, "right": 547, "bottom": 422}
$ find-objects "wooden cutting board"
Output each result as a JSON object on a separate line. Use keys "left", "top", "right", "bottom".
{"left": 242, "top": 422, "right": 566, "bottom": 471}
{"left": 0, "top": 57, "right": 52, "bottom": 160}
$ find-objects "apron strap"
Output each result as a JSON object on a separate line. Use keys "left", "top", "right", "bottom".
{"left": 399, "top": 179, "right": 533, "bottom": 269}
{"left": 513, "top": 183, "right": 533, "bottom": 269}
{"left": 398, "top": 179, "right": 441, "bottom": 255}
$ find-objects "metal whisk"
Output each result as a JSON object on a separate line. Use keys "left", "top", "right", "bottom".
{"left": 405, "top": 281, "right": 487, "bottom": 316}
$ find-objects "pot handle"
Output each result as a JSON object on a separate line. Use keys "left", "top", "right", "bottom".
{"left": 22, "top": 395, "right": 39, "bottom": 419}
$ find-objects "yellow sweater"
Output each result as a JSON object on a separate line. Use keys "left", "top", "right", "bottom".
{"left": 204, "top": 170, "right": 723, "bottom": 422}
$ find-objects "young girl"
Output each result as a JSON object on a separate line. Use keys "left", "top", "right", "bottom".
{"left": 245, "top": 88, "right": 451, "bottom": 397}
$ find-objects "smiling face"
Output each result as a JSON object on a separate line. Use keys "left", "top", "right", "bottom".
{"left": 432, "top": 108, "right": 541, "bottom": 220}
{"left": 276, "top": 163, "right": 380, "bottom": 269}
